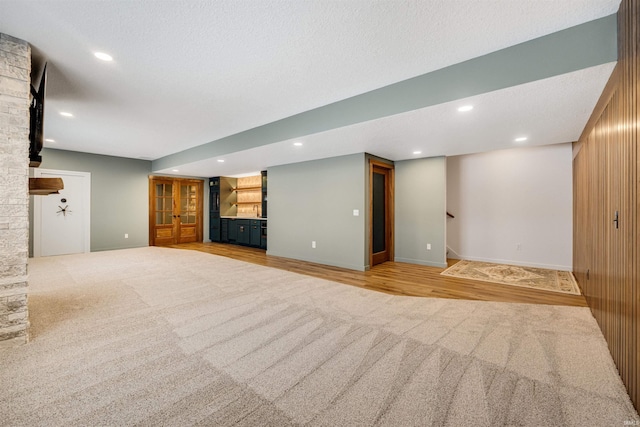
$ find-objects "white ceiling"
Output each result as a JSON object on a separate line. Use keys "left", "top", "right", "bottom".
{"left": 0, "top": 0, "right": 620, "bottom": 176}
{"left": 157, "top": 62, "right": 616, "bottom": 176}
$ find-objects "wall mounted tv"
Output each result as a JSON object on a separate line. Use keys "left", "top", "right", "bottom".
{"left": 29, "top": 63, "right": 46, "bottom": 168}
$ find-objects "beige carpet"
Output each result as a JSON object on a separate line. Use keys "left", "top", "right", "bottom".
{"left": 1, "top": 247, "right": 637, "bottom": 426}
{"left": 441, "top": 260, "right": 581, "bottom": 295}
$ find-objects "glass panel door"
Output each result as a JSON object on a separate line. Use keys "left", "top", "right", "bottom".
{"left": 155, "top": 183, "right": 173, "bottom": 225}
{"left": 180, "top": 184, "right": 198, "bottom": 224}
{"left": 150, "top": 177, "right": 202, "bottom": 246}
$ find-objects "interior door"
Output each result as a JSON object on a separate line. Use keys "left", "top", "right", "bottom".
{"left": 177, "top": 182, "right": 201, "bottom": 243}
{"left": 370, "top": 161, "right": 394, "bottom": 266}
{"left": 149, "top": 177, "right": 203, "bottom": 246}
{"left": 34, "top": 169, "right": 91, "bottom": 257}
{"left": 150, "top": 178, "right": 176, "bottom": 245}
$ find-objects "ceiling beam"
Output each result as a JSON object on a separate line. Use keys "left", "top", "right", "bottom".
{"left": 153, "top": 14, "right": 617, "bottom": 172}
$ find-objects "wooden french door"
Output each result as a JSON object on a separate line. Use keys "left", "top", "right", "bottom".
{"left": 149, "top": 177, "right": 203, "bottom": 246}
{"left": 370, "top": 161, "right": 394, "bottom": 266}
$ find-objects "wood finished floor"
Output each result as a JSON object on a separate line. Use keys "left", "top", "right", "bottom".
{"left": 169, "top": 242, "right": 588, "bottom": 307}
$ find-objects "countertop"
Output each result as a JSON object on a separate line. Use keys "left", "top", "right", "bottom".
{"left": 220, "top": 216, "right": 267, "bottom": 220}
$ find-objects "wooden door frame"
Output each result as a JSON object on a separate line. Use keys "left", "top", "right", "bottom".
{"left": 369, "top": 160, "right": 394, "bottom": 267}
{"left": 149, "top": 176, "right": 204, "bottom": 246}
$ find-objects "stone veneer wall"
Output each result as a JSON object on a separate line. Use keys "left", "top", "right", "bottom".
{"left": 0, "top": 33, "right": 31, "bottom": 347}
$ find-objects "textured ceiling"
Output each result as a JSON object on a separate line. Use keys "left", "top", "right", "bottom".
{"left": 0, "top": 0, "right": 621, "bottom": 176}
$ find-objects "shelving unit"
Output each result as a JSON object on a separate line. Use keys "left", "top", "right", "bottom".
{"left": 210, "top": 172, "right": 267, "bottom": 249}
{"left": 234, "top": 176, "right": 262, "bottom": 217}
{"left": 233, "top": 186, "right": 262, "bottom": 191}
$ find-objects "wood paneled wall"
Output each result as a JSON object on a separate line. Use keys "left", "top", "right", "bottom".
{"left": 573, "top": 0, "right": 638, "bottom": 410}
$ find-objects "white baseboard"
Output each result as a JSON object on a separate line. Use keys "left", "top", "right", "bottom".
{"left": 265, "top": 250, "right": 367, "bottom": 272}
{"left": 394, "top": 257, "right": 448, "bottom": 268}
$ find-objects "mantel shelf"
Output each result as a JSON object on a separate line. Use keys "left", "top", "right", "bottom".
{"left": 29, "top": 177, "right": 64, "bottom": 195}
{"left": 232, "top": 202, "right": 262, "bottom": 205}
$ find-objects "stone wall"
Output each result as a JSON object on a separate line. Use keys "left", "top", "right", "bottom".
{"left": 0, "top": 33, "right": 31, "bottom": 347}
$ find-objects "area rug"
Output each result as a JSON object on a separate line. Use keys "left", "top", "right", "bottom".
{"left": 441, "top": 260, "right": 581, "bottom": 295}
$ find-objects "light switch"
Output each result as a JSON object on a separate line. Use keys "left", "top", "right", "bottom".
{"left": 353, "top": 209, "right": 359, "bottom": 216}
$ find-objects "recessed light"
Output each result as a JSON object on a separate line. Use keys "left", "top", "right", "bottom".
{"left": 293, "top": 142, "right": 303, "bottom": 146}
{"left": 515, "top": 137, "right": 528, "bottom": 142}
{"left": 172, "top": 169, "right": 179, "bottom": 172}
{"left": 60, "top": 112, "right": 73, "bottom": 117}
{"left": 217, "top": 159, "right": 225, "bottom": 163}
{"left": 45, "top": 138, "right": 55, "bottom": 143}
{"left": 413, "top": 151, "right": 422, "bottom": 155}
{"left": 457, "top": 105, "right": 473, "bottom": 112}
{"left": 94, "top": 52, "right": 113, "bottom": 61}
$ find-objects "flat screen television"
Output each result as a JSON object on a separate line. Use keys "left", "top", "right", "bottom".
{"left": 29, "top": 63, "right": 46, "bottom": 168}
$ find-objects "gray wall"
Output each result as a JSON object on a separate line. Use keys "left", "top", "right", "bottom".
{"left": 267, "top": 153, "right": 367, "bottom": 271}
{"left": 394, "top": 157, "right": 447, "bottom": 267}
{"left": 33, "top": 148, "right": 151, "bottom": 252}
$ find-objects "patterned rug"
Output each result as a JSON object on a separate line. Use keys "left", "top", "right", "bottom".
{"left": 441, "top": 260, "right": 581, "bottom": 295}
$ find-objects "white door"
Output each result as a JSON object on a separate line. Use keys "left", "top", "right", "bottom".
{"left": 33, "top": 169, "right": 91, "bottom": 257}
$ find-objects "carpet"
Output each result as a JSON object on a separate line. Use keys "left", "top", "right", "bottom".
{"left": 1, "top": 247, "right": 637, "bottom": 426}
{"left": 441, "top": 260, "right": 581, "bottom": 295}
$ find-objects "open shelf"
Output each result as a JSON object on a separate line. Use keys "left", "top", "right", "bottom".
{"left": 233, "top": 186, "right": 262, "bottom": 191}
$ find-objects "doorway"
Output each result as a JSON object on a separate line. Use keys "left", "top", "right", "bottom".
{"left": 33, "top": 169, "right": 91, "bottom": 257}
{"left": 149, "top": 176, "right": 203, "bottom": 246}
{"left": 369, "top": 160, "right": 394, "bottom": 266}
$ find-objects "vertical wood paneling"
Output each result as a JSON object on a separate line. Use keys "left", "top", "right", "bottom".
{"left": 636, "top": 0, "right": 640, "bottom": 404}
{"left": 573, "top": 0, "right": 638, "bottom": 410}
{"left": 631, "top": 57, "right": 636, "bottom": 406}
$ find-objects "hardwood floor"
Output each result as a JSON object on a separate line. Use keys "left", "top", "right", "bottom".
{"left": 169, "top": 242, "right": 588, "bottom": 307}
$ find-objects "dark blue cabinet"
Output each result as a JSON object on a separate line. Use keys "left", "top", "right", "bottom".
{"left": 210, "top": 219, "right": 221, "bottom": 242}
{"left": 237, "top": 220, "right": 251, "bottom": 245}
{"left": 209, "top": 177, "right": 221, "bottom": 242}
{"left": 221, "top": 218, "right": 229, "bottom": 242}
{"left": 260, "top": 221, "right": 267, "bottom": 249}
{"left": 261, "top": 170, "right": 267, "bottom": 219}
{"left": 228, "top": 218, "right": 238, "bottom": 242}
{"left": 250, "top": 220, "right": 261, "bottom": 247}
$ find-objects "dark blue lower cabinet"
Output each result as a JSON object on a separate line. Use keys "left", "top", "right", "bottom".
{"left": 237, "top": 220, "right": 251, "bottom": 245}
{"left": 228, "top": 219, "right": 237, "bottom": 242}
{"left": 210, "top": 217, "right": 221, "bottom": 242}
{"left": 214, "top": 218, "right": 266, "bottom": 248}
{"left": 260, "top": 222, "right": 267, "bottom": 249}
{"left": 250, "top": 221, "right": 261, "bottom": 247}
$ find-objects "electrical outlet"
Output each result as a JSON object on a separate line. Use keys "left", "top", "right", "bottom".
{"left": 124, "top": 233, "right": 129, "bottom": 239}
{"left": 353, "top": 209, "right": 359, "bottom": 216}
{"left": 516, "top": 243, "right": 522, "bottom": 251}
{"left": 312, "top": 241, "right": 316, "bottom": 249}
{"left": 427, "top": 243, "right": 431, "bottom": 250}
